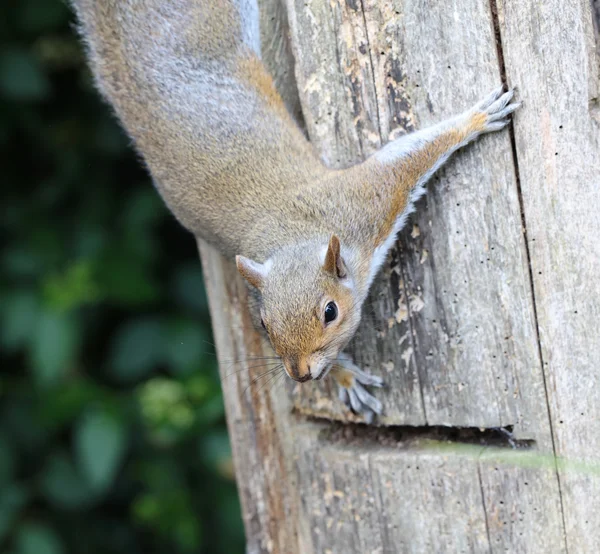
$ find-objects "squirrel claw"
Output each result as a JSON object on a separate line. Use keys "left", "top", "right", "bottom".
{"left": 332, "top": 356, "right": 384, "bottom": 423}
{"left": 338, "top": 386, "right": 377, "bottom": 424}
{"left": 476, "top": 86, "right": 521, "bottom": 133}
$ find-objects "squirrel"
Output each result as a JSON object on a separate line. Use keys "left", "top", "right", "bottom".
{"left": 72, "top": 0, "right": 520, "bottom": 422}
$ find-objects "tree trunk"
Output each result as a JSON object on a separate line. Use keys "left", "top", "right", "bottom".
{"left": 198, "top": 0, "right": 600, "bottom": 551}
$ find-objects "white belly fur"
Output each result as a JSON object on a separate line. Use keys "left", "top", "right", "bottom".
{"left": 367, "top": 180, "right": 428, "bottom": 287}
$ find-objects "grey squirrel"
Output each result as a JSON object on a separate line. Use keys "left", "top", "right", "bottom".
{"left": 72, "top": 0, "right": 520, "bottom": 422}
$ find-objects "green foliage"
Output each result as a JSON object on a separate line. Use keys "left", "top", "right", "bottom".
{"left": 75, "top": 409, "right": 127, "bottom": 493}
{"left": 15, "top": 523, "right": 65, "bottom": 554}
{"left": 0, "top": 1, "right": 244, "bottom": 552}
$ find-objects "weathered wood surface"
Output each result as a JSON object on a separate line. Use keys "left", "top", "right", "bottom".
{"left": 195, "top": 0, "right": 600, "bottom": 551}
{"left": 498, "top": 0, "right": 600, "bottom": 550}
{"left": 195, "top": 243, "right": 566, "bottom": 552}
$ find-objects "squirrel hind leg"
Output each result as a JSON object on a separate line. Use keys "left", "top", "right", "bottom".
{"left": 331, "top": 356, "right": 384, "bottom": 424}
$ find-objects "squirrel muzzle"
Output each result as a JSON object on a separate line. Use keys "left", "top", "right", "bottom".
{"left": 283, "top": 356, "right": 313, "bottom": 382}
{"left": 283, "top": 353, "right": 333, "bottom": 382}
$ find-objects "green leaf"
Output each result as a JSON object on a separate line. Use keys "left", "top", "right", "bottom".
{"left": 1, "top": 247, "right": 43, "bottom": 279}
{"left": 198, "top": 431, "right": 232, "bottom": 472}
{"left": 120, "top": 189, "right": 164, "bottom": 235}
{"left": 109, "top": 318, "right": 164, "bottom": 381}
{"left": 41, "top": 452, "right": 96, "bottom": 510}
{"left": 164, "top": 319, "right": 207, "bottom": 375}
{"left": 75, "top": 409, "right": 126, "bottom": 493}
{"left": 15, "top": 523, "right": 65, "bottom": 554}
{"left": 42, "top": 260, "right": 101, "bottom": 311}
{"left": 2, "top": 399, "right": 49, "bottom": 452}
{"left": 30, "top": 311, "right": 79, "bottom": 387}
{"left": 0, "top": 291, "right": 38, "bottom": 351}
{"left": 96, "top": 252, "right": 159, "bottom": 305}
{"left": 0, "top": 49, "right": 51, "bottom": 101}
{"left": 196, "top": 395, "right": 226, "bottom": 427}
{"left": 38, "top": 381, "right": 104, "bottom": 431}
{"left": 0, "top": 485, "right": 29, "bottom": 543}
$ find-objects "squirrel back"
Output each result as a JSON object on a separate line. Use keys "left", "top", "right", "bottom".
{"left": 73, "top": 0, "right": 327, "bottom": 259}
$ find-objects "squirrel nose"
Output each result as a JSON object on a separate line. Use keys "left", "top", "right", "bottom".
{"left": 285, "top": 358, "right": 312, "bottom": 382}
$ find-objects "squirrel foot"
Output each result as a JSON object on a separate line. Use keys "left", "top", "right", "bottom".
{"left": 474, "top": 86, "right": 521, "bottom": 133}
{"left": 330, "top": 354, "right": 384, "bottom": 424}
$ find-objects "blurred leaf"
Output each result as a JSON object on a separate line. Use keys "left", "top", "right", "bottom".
{"left": 15, "top": 523, "right": 65, "bottom": 554}
{"left": 1, "top": 247, "right": 44, "bottom": 278}
{"left": 122, "top": 189, "right": 164, "bottom": 230}
{"left": 41, "top": 452, "right": 96, "bottom": 510}
{"left": 132, "top": 478, "right": 201, "bottom": 552}
{"left": 214, "top": 490, "right": 245, "bottom": 550}
{"left": 75, "top": 409, "right": 127, "bottom": 493}
{"left": 173, "top": 516, "right": 201, "bottom": 552}
{"left": 138, "top": 378, "right": 194, "bottom": 445}
{"left": 164, "top": 319, "right": 207, "bottom": 375}
{"left": 73, "top": 224, "right": 106, "bottom": 259}
{"left": 0, "top": 485, "right": 29, "bottom": 543}
{"left": 0, "top": 290, "right": 38, "bottom": 351}
{"left": 38, "top": 381, "right": 104, "bottom": 431}
{"left": 30, "top": 310, "right": 79, "bottom": 387}
{"left": 185, "top": 374, "right": 214, "bottom": 404}
{"left": 198, "top": 431, "right": 233, "bottom": 479}
{"left": 133, "top": 493, "right": 160, "bottom": 522}
{"left": 136, "top": 459, "right": 185, "bottom": 493}
{"left": 96, "top": 252, "right": 159, "bottom": 305}
{"left": 0, "top": 49, "right": 51, "bottom": 101}
{"left": 33, "top": 36, "right": 83, "bottom": 70}
{"left": 196, "top": 396, "right": 225, "bottom": 427}
{"left": 188, "top": 375, "right": 224, "bottom": 426}
{"left": 2, "top": 399, "right": 48, "bottom": 453}
{"left": 43, "top": 260, "right": 101, "bottom": 310}
{"left": 109, "top": 318, "right": 164, "bottom": 382}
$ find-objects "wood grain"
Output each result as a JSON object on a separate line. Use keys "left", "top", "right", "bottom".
{"left": 498, "top": 0, "right": 600, "bottom": 549}
{"left": 198, "top": 241, "right": 301, "bottom": 554}
{"left": 295, "top": 431, "right": 566, "bottom": 554}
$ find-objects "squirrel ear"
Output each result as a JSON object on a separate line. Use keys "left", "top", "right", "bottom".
{"left": 323, "top": 235, "right": 347, "bottom": 279}
{"left": 236, "top": 255, "right": 269, "bottom": 290}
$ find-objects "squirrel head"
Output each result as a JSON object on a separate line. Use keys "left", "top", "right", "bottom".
{"left": 236, "top": 235, "right": 363, "bottom": 382}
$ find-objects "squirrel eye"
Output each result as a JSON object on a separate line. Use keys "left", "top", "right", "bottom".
{"left": 260, "top": 318, "right": 266, "bottom": 330}
{"left": 324, "top": 301, "right": 338, "bottom": 324}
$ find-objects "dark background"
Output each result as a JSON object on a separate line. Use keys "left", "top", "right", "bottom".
{"left": 0, "top": 1, "right": 245, "bottom": 552}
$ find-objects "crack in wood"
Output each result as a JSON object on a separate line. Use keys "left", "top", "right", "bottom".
{"left": 358, "top": 0, "right": 382, "bottom": 139}
{"left": 356, "top": 0, "right": 428, "bottom": 423}
{"left": 591, "top": 0, "right": 600, "bottom": 123}
{"left": 489, "top": 0, "right": 569, "bottom": 551}
{"left": 308, "top": 417, "right": 536, "bottom": 450}
{"left": 593, "top": 0, "right": 600, "bottom": 47}
{"left": 477, "top": 463, "right": 494, "bottom": 554}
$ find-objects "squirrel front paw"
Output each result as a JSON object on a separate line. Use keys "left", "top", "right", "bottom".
{"left": 474, "top": 86, "right": 521, "bottom": 133}
{"left": 331, "top": 354, "right": 384, "bottom": 424}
